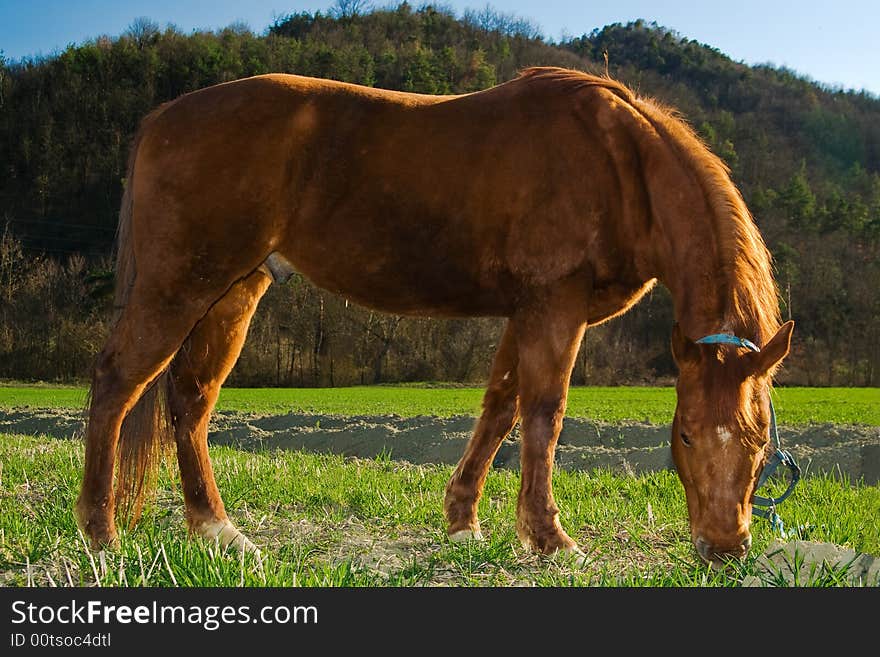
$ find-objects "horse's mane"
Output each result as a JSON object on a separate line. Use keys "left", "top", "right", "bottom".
{"left": 519, "top": 67, "right": 782, "bottom": 348}
{"left": 518, "top": 66, "right": 637, "bottom": 105}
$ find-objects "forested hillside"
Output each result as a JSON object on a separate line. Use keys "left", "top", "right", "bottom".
{"left": 1, "top": 3, "right": 878, "bottom": 386}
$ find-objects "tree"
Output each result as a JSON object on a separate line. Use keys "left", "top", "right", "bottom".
{"left": 126, "top": 17, "right": 160, "bottom": 49}
{"left": 330, "top": 0, "right": 374, "bottom": 19}
{"left": 778, "top": 161, "right": 817, "bottom": 230}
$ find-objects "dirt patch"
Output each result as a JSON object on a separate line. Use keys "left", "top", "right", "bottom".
{"left": 1, "top": 408, "right": 877, "bottom": 485}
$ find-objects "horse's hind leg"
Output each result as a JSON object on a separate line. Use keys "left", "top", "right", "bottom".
{"left": 167, "top": 270, "right": 271, "bottom": 552}
{"left": 444, "top": 322, "right": 519, "bottom": 540}
{"left": 75, "top": 286, "right": 222, "bottom": 549}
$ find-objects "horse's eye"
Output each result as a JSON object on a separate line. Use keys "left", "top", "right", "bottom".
{"left": 680, "top": 431, "right": 691, "bottom": 446}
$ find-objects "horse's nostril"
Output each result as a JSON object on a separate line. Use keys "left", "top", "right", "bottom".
{"left": 694, "top": 536, "right": 712, "bottom": 562}
{"left": 742, "top": 535, "right": 752, "bottom": 553}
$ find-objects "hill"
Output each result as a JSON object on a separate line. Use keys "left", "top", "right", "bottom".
{"left": 1, "top": 3, "right": 877, "bottom": 386}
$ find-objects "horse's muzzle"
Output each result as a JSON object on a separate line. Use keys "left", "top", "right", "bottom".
{"left": 694, "top": 534, "right": 752, "bottom": 565}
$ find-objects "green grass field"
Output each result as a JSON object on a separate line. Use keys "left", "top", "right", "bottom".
{"left": 1, "top": 383, "right": 877, "bottom": 587}
{"left": 1, "top": 383, "right": 878, "bottom": 425}
{"left": 1, "top": 432, "right": 877, "bottom": 587}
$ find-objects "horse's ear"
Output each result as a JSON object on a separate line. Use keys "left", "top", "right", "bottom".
{"left": 750, "top": 320, "right": 795, "bottom": 377}
{"left": 671, "top": 323, "right": 700, "bottom": 368}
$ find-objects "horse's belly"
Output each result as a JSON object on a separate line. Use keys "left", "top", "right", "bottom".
{"left": 278, "top": 249, "right": 515, "bottom": 317}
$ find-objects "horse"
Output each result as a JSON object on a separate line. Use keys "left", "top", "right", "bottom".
{"left": 75, "top": 66, "right": 794, "bottom": 566}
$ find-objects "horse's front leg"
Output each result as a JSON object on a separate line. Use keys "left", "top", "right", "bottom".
{"left": 512, "top": 292, "right": 587, "bottom": 555}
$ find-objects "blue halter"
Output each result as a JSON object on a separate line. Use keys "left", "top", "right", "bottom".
{"left": 695, "top": 333, "right": 801, "bottom": 535}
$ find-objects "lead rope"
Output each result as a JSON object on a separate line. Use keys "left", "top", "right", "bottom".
{"left": 695, "top": 333, "right": 801, "bottom": 537}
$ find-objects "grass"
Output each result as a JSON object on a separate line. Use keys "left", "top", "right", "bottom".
{"left": 1, "top": 382, "right": 878, "bottom": 425}
{"left": 1, "top": 431, "right": 877, "bottom": 587}
{"left": 1, "top": 382, "right": 877, "bottom": 587}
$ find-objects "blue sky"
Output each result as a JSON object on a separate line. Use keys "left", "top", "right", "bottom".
{"left": 1, "top": 0, "right": 878, "bottom": 96}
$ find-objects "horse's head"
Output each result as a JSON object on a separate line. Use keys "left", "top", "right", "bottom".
{"left": 669, "top": 320, "right": 794, "bottom": 565}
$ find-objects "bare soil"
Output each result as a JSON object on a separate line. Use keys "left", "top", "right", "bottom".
{"left": 2, "top": 408, "right": 877, "bottom": 485}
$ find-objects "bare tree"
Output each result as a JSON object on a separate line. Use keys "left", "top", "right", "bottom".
{"left": 463, "top": 4, "right": 543, "bottom": 40}
{"left": 329, "top": 0, "right": 373, "bottom": 19}
{"left": 126, "top": 17, "right": 160, "bottom": 48}
{"left": 0, "top": 221, "right": 23, "bottom": 304}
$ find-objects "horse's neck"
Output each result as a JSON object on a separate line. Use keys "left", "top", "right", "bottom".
{"left": 627, "top": 113, "right": 771, "bottom": 344}
{"left": 650, "top": 205, "right": 748, "bottom": 342}
{"left": 666, "top": 246, "right": 734, "bottom": 340}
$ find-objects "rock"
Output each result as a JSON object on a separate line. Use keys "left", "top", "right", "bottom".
{"left": 742, "top": 539, "right": 879, "bottom": 587}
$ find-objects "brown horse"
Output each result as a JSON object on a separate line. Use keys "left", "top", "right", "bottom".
{"left": 75, "top": 67, "right": 794, "bottom": 565}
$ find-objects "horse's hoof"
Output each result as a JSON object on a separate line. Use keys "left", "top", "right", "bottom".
{"left": 553, "top": 544, "right": 587, "bottom": 566}
{"left": 197, "top": 519, "right": 261, "bottom": 556}
{"left": 448, "top": 528, "right": 484, "bottom": 543}
{"left": 74, "top": 506, "right": 120, "bottom": 552}
{"left": 516, "top": 518, "right": 578, "bottom": 556}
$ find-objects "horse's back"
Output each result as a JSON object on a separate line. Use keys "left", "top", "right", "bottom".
{"left": 128, "top": 70, "right": 653, "bottom": 318}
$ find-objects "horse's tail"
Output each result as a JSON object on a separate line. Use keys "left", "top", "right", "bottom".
{"left": 106, "top": 107, "right": 177, "bottom": 526}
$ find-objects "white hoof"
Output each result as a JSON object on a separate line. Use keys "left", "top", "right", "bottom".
{"left": 553, "top": 544, "right": 587, "bottom": 567}
{"left": 448, "top": 528, "right": 484, "bottom": 543}
{"left": 197, "top": 519, "right": 261, "bottom": 556}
